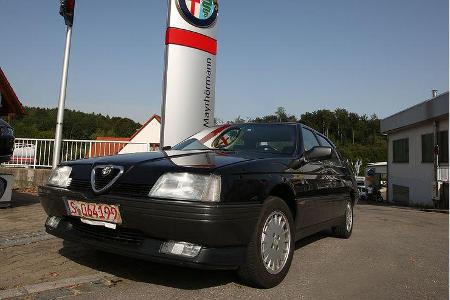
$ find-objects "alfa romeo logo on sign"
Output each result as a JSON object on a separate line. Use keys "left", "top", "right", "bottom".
{"left": 177, "top": 0, "right": 219, "bottom": 28}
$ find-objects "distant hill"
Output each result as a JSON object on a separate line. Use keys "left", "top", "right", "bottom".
{"left": 9, "top": 107, "right": 141, "bottom": 140}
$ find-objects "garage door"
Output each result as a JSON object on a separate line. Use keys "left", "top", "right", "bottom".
{"left": 393, "top": 185, "right": 409, "bottom": 206}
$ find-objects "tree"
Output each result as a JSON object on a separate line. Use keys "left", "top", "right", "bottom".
{"left": 275, "top": 107, "right": 287, "bottom": 122}
{"left": 10, "top": 107, "right": 141, "bottom": 140}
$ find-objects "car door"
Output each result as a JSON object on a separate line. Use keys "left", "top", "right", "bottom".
{"left": 293, "top": 126, "right": 329, "bottom": 229}
{"left": 316, "top": 134, "right": 349, "bottom": 220}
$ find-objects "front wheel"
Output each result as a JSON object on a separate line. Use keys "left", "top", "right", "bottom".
{"left": 376, "top": 192, "right": 384, "bottom": 203}
{"left": 238, "top": 196, "right": 295, "bottom": 289}
{"left": 332, "top": 200, "right": 353, "bottom": 239}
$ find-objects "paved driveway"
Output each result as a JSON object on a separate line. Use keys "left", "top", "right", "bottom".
{"left": 0, "top": 193, "right": 448, "bottom": 299}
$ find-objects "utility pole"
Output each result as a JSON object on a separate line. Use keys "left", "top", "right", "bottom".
{"left": 432, "top": 90, "right": 440, "bottom": 207}
{"left": 52, "top": 0, "right": 75, "bottom": 168}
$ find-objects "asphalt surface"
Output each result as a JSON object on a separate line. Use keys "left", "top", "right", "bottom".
{"left": 0, "top": 193, "right": 448, "bottom": 299}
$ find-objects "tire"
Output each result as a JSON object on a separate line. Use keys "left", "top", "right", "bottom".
{"left": 238, "top": 196, "right": 295, "bottom": 289}
{"left": 376, "top": 193, "right": 384, "bottom": 203}
{"left": 333, "top": 199, "right": 353, "bottom": 239}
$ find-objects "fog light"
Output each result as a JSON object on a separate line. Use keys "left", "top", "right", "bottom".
{"left": 160, "top": 241, "right": 202, "bottom": 258}
{"left": 46, "top": 216, "right": 61, "bottom": 229}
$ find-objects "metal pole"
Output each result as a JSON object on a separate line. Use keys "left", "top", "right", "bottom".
{"left": 52, "top": 26, "right": 73, "bottom": 169}
{"left": 432, "top": 120, "right": 440, "bottom": 206}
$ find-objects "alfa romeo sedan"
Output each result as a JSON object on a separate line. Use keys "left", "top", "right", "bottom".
{"left": 40, "top": 123, "right": 357, "bottom": 288}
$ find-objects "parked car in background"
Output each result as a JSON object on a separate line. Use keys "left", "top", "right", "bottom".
{"left": 10, "top": 143, "right": 36, "bottom": 165}
{"left": 40, "top": 123, "right": 357, "bottom": 288}
{"left": 356, "top": 176, "right": 367, "bottom": 200}
{"left": 0, "top": 119, "right": 15, "bottom": 163}
{"left": 366, "top": 168, "right": 384, "bottom": 202}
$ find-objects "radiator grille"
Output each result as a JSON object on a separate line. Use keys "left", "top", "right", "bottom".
{"left": 69, "top": 218, "right": 145, "bottom": 245}
{"left": 93, "top": 167, "right": 121, "bottom": 191}
{"left": 69, "top": 179, "right": 150, "bottom": 197}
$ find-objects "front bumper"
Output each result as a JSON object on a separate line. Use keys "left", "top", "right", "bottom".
{"left": 39, "top": 185, "right": 262, "bottom": 269}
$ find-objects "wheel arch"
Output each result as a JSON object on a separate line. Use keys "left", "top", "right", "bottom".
{"left": 268, "top": 183, "right": 297, "bottom": 220}
{"left": 349, "top": 188, "right": 357, "bottom": 206}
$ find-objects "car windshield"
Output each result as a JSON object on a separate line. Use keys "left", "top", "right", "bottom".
{"left": 172, "top": 124, "right": 297, "bottom": 155}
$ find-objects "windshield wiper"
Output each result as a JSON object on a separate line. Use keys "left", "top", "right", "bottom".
{"left": 213, "top": 148, "right": 236, "bottom": 152}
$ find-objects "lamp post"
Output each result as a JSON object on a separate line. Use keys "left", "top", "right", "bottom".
{"left": 52, "top": 0, "right": 76, "bottom": 169}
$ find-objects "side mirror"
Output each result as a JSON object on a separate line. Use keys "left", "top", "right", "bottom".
{"left": 305, "top": 146, "right": 332, "bottom": 162}
{"left": 162, "top": 146, "right": 172, "bottom": 151}
{"left": 289, "top": 146, "right": 333, "bottom": 170}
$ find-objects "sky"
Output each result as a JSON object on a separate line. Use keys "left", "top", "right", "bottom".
{"left": 0, "top": 0, "right": 448, "bottom": 124}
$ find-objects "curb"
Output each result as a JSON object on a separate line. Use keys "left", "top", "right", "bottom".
{"left": 0, "top": 272, "right": 114, "bottom": 300}
{"left": 419, "top": 209, "right": 449, "bottom": 214}
{"left": 0, "top": 232, "right": 54, "bottom": 249}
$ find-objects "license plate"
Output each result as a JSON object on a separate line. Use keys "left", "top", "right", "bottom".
{"left": 66, "top": 200, "right": 122, "bottom": 225}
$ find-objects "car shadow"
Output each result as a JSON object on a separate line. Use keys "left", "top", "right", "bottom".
{"left": 357, "top": 199, "right": 391, "bottom": 207}
{"left": 8, "top": 191, "right": 40, "bottom": 208}
{"left": 58, "top": 241, "right": 237, "bottom": 290}
{"left": 58, "top": 230, "right": 332, "bottom": 290}
{"left": 294, "top": 230, "right": 331, "bottom": 250}
{"left": 358, "top": 199, "right": 418, "bottom": 210}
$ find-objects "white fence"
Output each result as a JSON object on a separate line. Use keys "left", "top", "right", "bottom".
{"left": 5, "top": 138, "right": 157, "bottom": 168}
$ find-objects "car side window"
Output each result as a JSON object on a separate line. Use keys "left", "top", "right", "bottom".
{"left": 301, "top": 128, "right": 319, "bottom": 152}
{"left": 316, "top": 134, "right": 342, "bottom": 166}
{"left": 316, "top": 134, "right": 332, "bottom": 148}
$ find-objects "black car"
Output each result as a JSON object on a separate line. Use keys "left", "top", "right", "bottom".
{"left": 40, "top": 123, "right": 357, "bottom": 288}
{"left": 0, "top": 119, "right": 14, "bottom": 163}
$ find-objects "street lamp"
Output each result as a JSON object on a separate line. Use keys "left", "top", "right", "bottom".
{"left": 52, "top": 0, "right": 76, "bottom": 169}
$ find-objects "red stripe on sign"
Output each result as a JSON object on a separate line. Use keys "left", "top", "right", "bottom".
{"left": 199, "top": 125, "right": 230, "bottom": 144}
{"left": 166, "top": 27, "right": 217, "bottom": 55}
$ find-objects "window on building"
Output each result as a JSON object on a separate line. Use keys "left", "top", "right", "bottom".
{"left": 421, "top": 131, "right": 449, "bottom": 164}
{"left": 439, "top": 131, "right": 448, "bottom": 163}
{"left": 393, "top": 138, "right": 409, "bottom": 163}
{"left": 393, "top": 184, "right": 409, "bottom": 205}
{"left": 422, "top": 133, "right": 433, "bottom": 163}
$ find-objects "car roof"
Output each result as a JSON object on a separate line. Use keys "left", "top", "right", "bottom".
{"left": 227, "top": 122, "right": 299, "bottom": 126}
{"left": 214, "top": 122, "right": 336, "bottom": 147}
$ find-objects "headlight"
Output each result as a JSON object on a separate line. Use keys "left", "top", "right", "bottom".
{"left": 48, "top": 166, "right": 72, "bottom": 188}
{"left": 149, "top": 173, "right": 221, "bottom": 202}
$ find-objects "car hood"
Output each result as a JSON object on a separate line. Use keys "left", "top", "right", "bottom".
{"left": 64, "top": 150, "right": 277, "bottom": 170}
{"left": 61, "top": 150, "right": 294, "bottom": 195}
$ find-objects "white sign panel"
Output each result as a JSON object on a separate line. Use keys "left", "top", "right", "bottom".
{"left": 161, "top": 0, "right": 219, "bottom": 146}
{"left": 432, "top": 182, "right": 441, "bottom": 201}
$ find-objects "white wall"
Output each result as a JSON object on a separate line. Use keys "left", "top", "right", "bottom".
{"left": 119, "top": 119, "right": 161, "bottom": 154}
{"left": 387, "top": 117, "right": 448, "bottom": 207}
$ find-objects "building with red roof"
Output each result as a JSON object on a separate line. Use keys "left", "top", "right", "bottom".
{"left": 0, "top": 67, "right": 26, "bottom": 121}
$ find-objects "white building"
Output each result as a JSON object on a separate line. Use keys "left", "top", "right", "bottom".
{"left": 380, "top": 92, "right": 449, "bottom": 208}
{"left": 120, "top": 115, "right": 161, "bottom": 154}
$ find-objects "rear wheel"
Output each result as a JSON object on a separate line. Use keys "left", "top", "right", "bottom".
{"left": 333, "top": 200, "right": 353, "bottom": 239}
{"left": 238, "top": 196, "right": 295, "bottom": 288}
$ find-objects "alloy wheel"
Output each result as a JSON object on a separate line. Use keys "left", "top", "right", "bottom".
{"left": 260, "top": 210, "right": 291, "bottom": 275}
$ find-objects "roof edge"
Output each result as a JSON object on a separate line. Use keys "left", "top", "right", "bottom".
{"left": 129, "top": 114, "right": 161, "bottom": 140}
